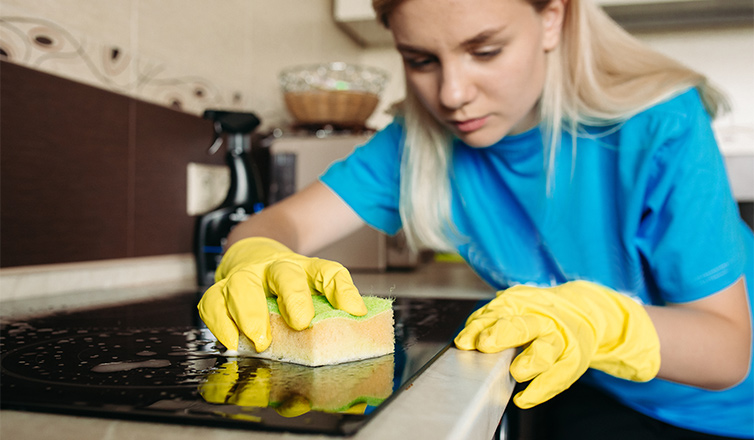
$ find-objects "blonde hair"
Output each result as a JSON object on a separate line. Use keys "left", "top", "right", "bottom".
{"left": 373, "top": 0, "right": 728, "bottom": 252}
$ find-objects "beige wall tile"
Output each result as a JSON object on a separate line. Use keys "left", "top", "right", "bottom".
{"left": 0, "top": 0, "right": 136, "bottom": 93}
{"left": 0, "top": 0, "right": 382, "bottom": 128}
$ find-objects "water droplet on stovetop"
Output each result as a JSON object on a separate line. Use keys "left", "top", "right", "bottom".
{"left": 91, "top": 359, "right": 171, "bottom": 373}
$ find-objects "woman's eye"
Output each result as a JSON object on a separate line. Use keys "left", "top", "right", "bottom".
{"left": 473, "top": 48, "right": 502, "bottom": 59}
{"left": 403, "top": 55, "right": 437, "bottom": 71}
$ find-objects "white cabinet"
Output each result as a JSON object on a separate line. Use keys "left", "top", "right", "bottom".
{"left": 598, "top": 0, "right": 690, "bottom": 4}
{"left": 333, "top": 0, "right": 752, "bottom": 46}
{"left": 602, "top": 0, "right": 752, "bottom": 31}
{"left": 333, "top": 0, "right": 392, "bottom": 47}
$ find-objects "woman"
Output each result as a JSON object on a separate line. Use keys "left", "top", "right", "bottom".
{"left": 198, "top": 0, "right": 753, "bottom": 438}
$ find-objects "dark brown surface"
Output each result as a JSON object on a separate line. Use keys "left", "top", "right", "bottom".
{"left": 131, "top": 98, "right": 219, "bottom": 257}
{"left": 0, "top": 61, "right": 224, "bottom": 267}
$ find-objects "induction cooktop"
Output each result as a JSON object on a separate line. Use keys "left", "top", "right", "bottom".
{"left": 0, "top": 291, "right": 484, "bottom": 436}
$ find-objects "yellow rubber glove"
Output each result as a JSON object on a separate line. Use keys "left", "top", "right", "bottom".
{"left": 197, "top": 237, "right": 367, "bottom": 352}
{"left": 454, "top": 280, "right": 661, "bottom": 409}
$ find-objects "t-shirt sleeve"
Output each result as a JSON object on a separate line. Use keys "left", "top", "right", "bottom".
{"left": 634, "top": 90, "right": 747, "bottom": 303}
{"left": 319, "top": 120, "right": 404, "bottom": 235}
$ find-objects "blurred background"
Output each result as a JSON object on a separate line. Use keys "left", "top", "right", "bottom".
{"left": 2, "top": 0, "right": 751, "bottom": 131}
{"left": 0, "top": 0, "right": 752, "bottom": 299}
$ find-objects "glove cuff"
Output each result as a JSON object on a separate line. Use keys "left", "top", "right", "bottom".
{"left": 215, "top": 237, "right": 294, "bottom": 281}
{"left": 566, "top": 281, "right": 661, "bottom": 382}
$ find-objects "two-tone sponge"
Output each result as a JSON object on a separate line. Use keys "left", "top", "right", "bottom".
{"left": 237, "top": 295, "right": 395, "bottom": 367}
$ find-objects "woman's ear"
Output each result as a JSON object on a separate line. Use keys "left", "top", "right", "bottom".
{"left": 541, "top": 0, "right": 567, "bottom": 52}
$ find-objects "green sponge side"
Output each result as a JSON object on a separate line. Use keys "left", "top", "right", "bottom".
{"left": 266, "top": 295, "right": 393, "bottom": 325}
{"left": 269, "top": 395, "right": 387, "bottom": 413}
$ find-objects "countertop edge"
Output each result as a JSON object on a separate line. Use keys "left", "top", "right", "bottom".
{"left": 355, "top": 348, "right": 516, "bottom": 440}
{"left": 0, "top": 254, "right": 196, "bottom": 303}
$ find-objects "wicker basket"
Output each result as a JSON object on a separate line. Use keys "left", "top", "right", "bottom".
{"left": 279, "top": 63, "right": 389, "bottom": 127}
{"left": 283, "top": 90, "right": 380, "bottom": 126}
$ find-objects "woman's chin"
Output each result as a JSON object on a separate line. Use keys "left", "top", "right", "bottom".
{"left": 454, "top": 130, "right": 506, "bottom": 148}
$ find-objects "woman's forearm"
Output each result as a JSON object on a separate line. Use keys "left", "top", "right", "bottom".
{"left": 646, "top": 278, "right": 752, "bottom": 389}
{"left": 226, "top": 203, "right": 301, "bottom": 251}
{"left": 226, "top": 181, "right": 365, "bottom": 254}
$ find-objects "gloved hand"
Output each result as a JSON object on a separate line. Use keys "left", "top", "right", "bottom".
{"left": 197, "top": 237, "right": 367, "bottom": 352}
{"left": 454, "top": 281, "right": 661, "bottom": 409}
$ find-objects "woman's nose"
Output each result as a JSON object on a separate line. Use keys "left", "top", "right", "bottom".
{"left": 439, "top": 63, "right": 474, "bottom": 110}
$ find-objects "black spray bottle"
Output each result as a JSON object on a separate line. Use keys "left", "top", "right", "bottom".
{"left": 194, "top": 110, "right": 263, "bottom": 287}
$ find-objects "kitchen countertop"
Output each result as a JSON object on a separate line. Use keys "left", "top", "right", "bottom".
{"left": 0, "top": 261, "right": 516, "bottom": 440}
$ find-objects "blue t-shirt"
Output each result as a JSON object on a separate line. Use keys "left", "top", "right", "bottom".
{"left": 320, "top": 88, "right": 754, "bottom": 438}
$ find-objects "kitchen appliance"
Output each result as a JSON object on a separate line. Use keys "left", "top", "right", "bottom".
{"left": 0, "top": 290, "right": 485, "bottom": 436}
{"left": 260, "top": 130, "right": 420, "bottom": 271}
{"left": 193, "top": 110, "right": 264, "bottom": 287}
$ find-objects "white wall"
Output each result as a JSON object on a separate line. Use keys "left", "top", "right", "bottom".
{"left": 634, "top": 26, "right": 754, "bottom": 129}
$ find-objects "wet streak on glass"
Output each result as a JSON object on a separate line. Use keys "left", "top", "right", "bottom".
{"left": 0, "top": 291, "right": 485, "bottom": 436}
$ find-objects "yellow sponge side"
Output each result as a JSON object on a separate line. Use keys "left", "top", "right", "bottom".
{"left": 238, "top": 296, "right": 395, "bottom": 366}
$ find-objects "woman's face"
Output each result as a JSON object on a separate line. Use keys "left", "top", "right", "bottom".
{"left": 389, "top": 0, "right": 565, "bottom": 147}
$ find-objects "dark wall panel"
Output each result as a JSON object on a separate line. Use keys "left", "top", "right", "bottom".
{"left": 0, "top": 61, "right": 224, "bottom": 268}
{"left": 132, "top": 100, "right": 218, "bottom": 257}
{"left": 1, "top": 62, "right": 131, "bottom": 266}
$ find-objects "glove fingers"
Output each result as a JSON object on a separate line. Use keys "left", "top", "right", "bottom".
{"left": 304, "top": 258, "right": 367, "bottom": 317}
{"left": 512, "top": 339, "right": 588, "bottom": 409}
{"left": 454, "top": 316, "right": 498, "bottom": 350}
{"left": 512, "top": 359, "right": 583, "bottom": 409}
{"left": 509, "top": 330, "right": 565, "bottom": 382}
{"left": 462, "top": 286, "right": 535, "bottom": 327}
{"left": 266, "top": 260, "right": 315, "bottom": 331}
{"left": 472, "top": 314, "right": 550, "bottom": 354}
{"left": 197, "top": 280, "right": 240, "bottom": 351}
{"left": 225, "top": 270, "right": 273, "bottom": 352}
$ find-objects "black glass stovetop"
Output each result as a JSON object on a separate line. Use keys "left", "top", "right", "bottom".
{"left": 0, "top": 291, "right": 484, "bottom": 436}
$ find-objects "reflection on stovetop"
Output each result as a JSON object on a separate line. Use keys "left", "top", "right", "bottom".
{"left": 0, "top": 291, "right": 484, "bottom": 436}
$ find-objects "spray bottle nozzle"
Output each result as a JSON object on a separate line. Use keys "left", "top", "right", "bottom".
{"left": 203, "top": 110, "right": 261, "bottom": 134}
{"left": 203, "top": 110, "right": 262, "bottom": 155}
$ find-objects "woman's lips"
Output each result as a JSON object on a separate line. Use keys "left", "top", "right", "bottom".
{"left": 452, "top": 116, "right": 487, "bottom": 133}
